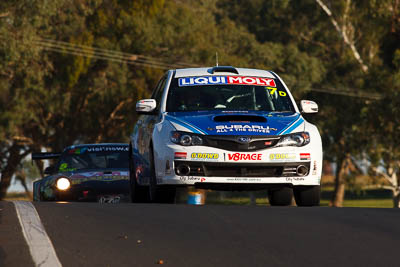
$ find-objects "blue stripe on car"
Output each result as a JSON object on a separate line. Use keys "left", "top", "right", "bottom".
{"left": 279, "top": 117, "right": 304, "bottom": 135}
{"left": 165, "top": 115, "right": 207, "bottom": 135}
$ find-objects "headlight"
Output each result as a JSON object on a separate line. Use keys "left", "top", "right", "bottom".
{"left": 170, "top": 131, "right": 204, "bottom": 146}
{"left": 276, "top": 132, "right": 310, "bottom": 147}
{"left": 56, "top": 177, "right": 71, "bottom": 190}
{"left": 180, "top": 134, "right": 192, "bottom": 146}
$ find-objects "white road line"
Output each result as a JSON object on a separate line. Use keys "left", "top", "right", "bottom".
{"left": 13, "top": 201, "right": 62, "bottom": 267}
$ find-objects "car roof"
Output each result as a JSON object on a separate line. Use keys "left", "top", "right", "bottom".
{"left": 174, "top": 66, "right": 275, "bottom": 78}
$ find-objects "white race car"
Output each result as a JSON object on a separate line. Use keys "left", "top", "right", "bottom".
{"left": 129, "top": 66, "right": 322, "bottom": 206}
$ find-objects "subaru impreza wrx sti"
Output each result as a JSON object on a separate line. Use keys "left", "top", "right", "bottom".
{"left": 130, "top": 66, "right": 322, "bottom": 206}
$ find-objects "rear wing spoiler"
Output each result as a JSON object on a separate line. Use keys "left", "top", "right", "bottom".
{"left": 31, "top": 152, "right": 61, "bottom": 160}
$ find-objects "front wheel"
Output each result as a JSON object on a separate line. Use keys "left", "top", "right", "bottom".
{"left": 293, "top": 185, "right": 320, "bottom": 206}
{"left": 267, "top": 187, "right": 293, "bottom": 206}
{"left": 149, "top": 147, "right": 176, "bottom": 204}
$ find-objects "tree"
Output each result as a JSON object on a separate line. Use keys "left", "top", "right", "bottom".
{"left": 0, "top": 0, "right": 164, "bottom": 199}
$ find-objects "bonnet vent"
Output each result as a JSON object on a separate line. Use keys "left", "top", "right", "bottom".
{"left": 209, "top": 66, "right": 239, "bottom": 74}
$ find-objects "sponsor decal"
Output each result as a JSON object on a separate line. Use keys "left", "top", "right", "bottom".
{"left": 98, "top": 195, "right": 121, "bottom": 204}
{"left": 269, "top": 153, "right": 296, "bottom": 160}
{"left": 70, "top": 175, "right": 129, "bottom": 185}
{"left": 191, "top": 153, "right": 219, "bottom": 160}
{"left": 312, "top": 160, "right": 317, "bottom": 175}
{"left": 85, "top": 146, "right": 128, "bottom": 152}
{"left": 58, "top": 163, "right": 76, "bottom": 172}
{"left": 227, "top": 177, "right": 262, "bottom": 182}
{"left": 286, "top": 177, "right": 305, "bottom": 182}
{"left": 179, "top": 177, "right": 205, "bottom": 182}
{"left": 266, "top": 87, "right": 287, "bottom": 96}
{"left": 174, "top": 152, "right": 187, "bottom": 159}
{"left": 227, "top": 153, "right": 262, "bottom": 161}
{"left": 216, "top": 125, "right": 277, "bottom": 133}
{"left": 300, "top": 153, "right": 311, "bottom": 160}
{"left": 68, "top": 147, "right": 88, "bottom": 154}
{"left": 178, "top": 76, "right": 276, "bottom": 87}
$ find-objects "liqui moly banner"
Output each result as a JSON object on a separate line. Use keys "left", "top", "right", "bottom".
{"left": 178, "top": 76, "right": 276, "bottom": 87}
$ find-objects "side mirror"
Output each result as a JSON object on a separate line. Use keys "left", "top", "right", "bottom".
{"left": 136, "top": 99, "right": 157, "bottom": 114}
{"left": 300, "top": 100, "right": 318, "bottom": 113}
{"left": 44, "top": 166, "right": 55, "bottom": 175}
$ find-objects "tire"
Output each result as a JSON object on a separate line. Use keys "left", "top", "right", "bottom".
{"left": 293, "top": 185, "right": 320, "bottom": 207}
{"left": 267, "top": 187, "right": 294, "bottom": 206}
{"left": 129, "top": 145, "right": 148, "bottom": 203}
{"left": 148, "top": 147, "right": 176, "bottom": 204}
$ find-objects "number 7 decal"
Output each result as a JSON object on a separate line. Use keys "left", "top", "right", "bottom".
{"left": 267, "top": 87, "right": 277, "bottom": 95}
{"left": 267, "top": 87, "right": 287, "bottom": 96}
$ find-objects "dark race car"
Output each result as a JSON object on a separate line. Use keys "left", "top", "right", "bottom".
{"left": 32, "top": 143, "right": 130, "bottom": 203}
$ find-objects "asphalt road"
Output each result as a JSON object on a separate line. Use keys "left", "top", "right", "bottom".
{"left": 1, "top": 201, "right": 400, "bottom": 267}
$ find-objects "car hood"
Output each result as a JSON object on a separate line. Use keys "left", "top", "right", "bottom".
{"left": 165, "top": 111, "right": 304, "bottom": 136}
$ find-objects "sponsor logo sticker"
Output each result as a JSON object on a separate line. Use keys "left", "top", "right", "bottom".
{"left": 178, "top": 76, "right": 276, "bottom": 87}
{"left": 85, "top": 146, "right": 128, "bottom": 152}
{"left": 174, "top": 152, "right": 187, "bottom": 159}
{"left": 227, "top": 153, "right": 262, "bottom": 161}
{"left": 227, "top": 177, "right": 262, "bottom": 182}
{"left": 70, "top": 175, "right": 129, "bottom": 185}
{"left": 215, "top": 125, "right": 277, "bottom": 134}
{"left": 286, "top": 177, "right": 305, "bottom": 182}
{"left": 269, "top": 153, "right": 296, "bottom": 160}
{"left": 179, "top": 177, "right": 206, "bottom": 182}
{"left": 300, "top": 153, "right": 311, "bottom": 160}
{"left": 312, "top": 160, "right": 317, "bottom": 175}
{"left": 191, "top": 153, "right": 219, "bottom": 160}
{"left": 68, "top": 147, "right": 88, "bottom": 154}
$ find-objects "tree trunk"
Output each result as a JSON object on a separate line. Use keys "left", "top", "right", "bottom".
{"left": 392, "top": 188, "right": 400, "bottom": 208}
{"left": 386, "top": 167, "right": 399, "bottom": 208}
{"left": 0, "top": 143, "right": 25, "bottom": 200}
{"left": 391, "top": 170, "right": 399, "bottom": 208}
{"left": 16, "top": 170, "right": 33, "bottom": 200}
{"left": 315, "top": 0, "right": 368, "bottom": 72}
{"left": 331, "top": 155, "right": 347, "bottom": 207}
{"left": 0, "top": 171, "right": 13, "bottom": 200}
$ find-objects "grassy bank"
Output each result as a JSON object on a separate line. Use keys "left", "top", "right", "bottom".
{"left": 204, "top": 188, "right": 394, "bottom": 208}
{"left": 4, "top": 188, "right": 395, "bottom": 208}
{"left": 3, "top": 192, "right": 32, "bottom": 201}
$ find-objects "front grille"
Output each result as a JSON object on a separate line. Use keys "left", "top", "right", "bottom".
{"left": 174, "top": 161, "right": 310, "bottom": 178}
{"left": 203, "top": 135, "right": 280, "bottom": 151}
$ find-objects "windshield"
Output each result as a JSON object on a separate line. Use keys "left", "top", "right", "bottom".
{"left": 57, "top": 146, "right": 129, "bottom": 172}
{"left": 166, "top": 76, "right": 295, "bottom": 112}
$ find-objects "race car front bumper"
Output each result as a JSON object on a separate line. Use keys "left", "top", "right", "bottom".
{"left": 156, "top": 144, "right": 321, "bottom": 186}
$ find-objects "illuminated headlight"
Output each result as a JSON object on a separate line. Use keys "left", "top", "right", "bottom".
{"left": 170, "top": 131, "right": 203, "bottom": 146}
{"left": 56, "top": 178, "right": 71, "bottom": 190}
{"left": 276, "top": 132, "right": 310, "bottom": 147}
